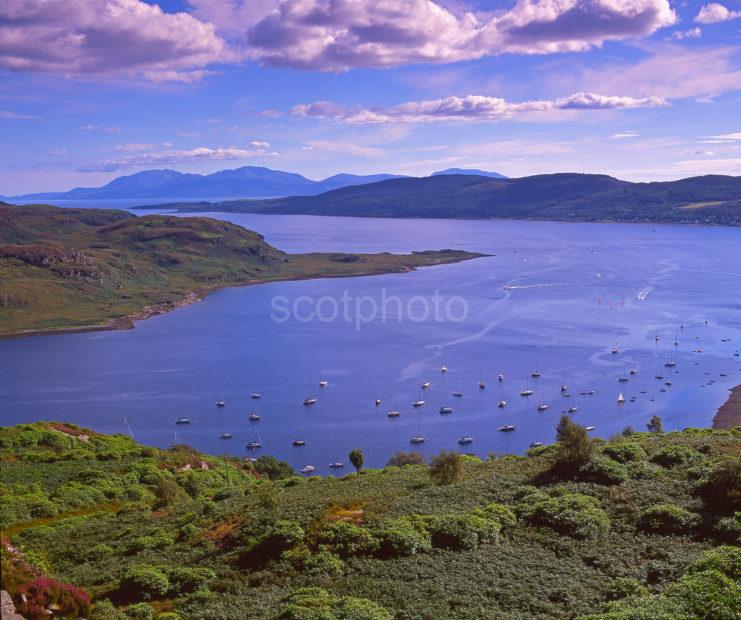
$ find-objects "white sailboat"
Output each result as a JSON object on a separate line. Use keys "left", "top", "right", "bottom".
{"left": 617, "top": 392, "right": 625, "bottom": 404}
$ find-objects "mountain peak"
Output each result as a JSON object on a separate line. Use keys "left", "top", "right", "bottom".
{"left": 432, "top": 168, "right": 507, "bottom": 179}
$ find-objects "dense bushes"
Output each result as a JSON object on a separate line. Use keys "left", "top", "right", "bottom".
{"left": 429, "top": 450, "right": 463, "bottom": 484}
{"left": 14, "top": 577, "right": 91, "bottom": 620}
{"left": 427, "top": 513, "right": 500, "bottom": 550}
{"left": 697, "top": 458, "right": 741, "bottom": 514}
{"left": 280, "top": 587, "right": 392, "bottom": 620}
{"left": 373, "top": 517, "right": 432, "bottom": 557}
{"left": 600, "top": 442, "right": 646, "bottom": 464}
{"left": 517, "top": 488, "right": 610, "bottom": 539}
{"left": 120, "top": 565, "right": 170, "bottom": 600}
{"left": 252, "top": 455, "right": 295, "bottom": 480}
{"left": 650, "top": 445, "right": 698, "bottom": 467}
{"left": 579, "top": 456, "right": 628, "bottom": 484}
{"left": 316, "top": 521, "right": 378, "bottom": 557}
{"left": 386, "top": 451, "right": 425, "bottom": 467}
{"left": 638, "top": 504, "right": 700, "bottom": 535}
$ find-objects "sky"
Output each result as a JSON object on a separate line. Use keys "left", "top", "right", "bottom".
{"left": 0, "top": 0, "right": 740, "bottom": 195}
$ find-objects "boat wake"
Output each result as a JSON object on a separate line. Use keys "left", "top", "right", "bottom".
{"left": 636, "top": 287, "right": 655, "bottom": 301}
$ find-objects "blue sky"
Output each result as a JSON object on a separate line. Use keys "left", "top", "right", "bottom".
{"left": 1, "top": 0, "right": 740, "bottom": 195}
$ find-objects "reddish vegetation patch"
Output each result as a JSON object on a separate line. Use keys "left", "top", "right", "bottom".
{"left": 326, "top": 504, "right": 366, "bottom": 524}
{"left": 202, "top": 516, "right": 240, "bottom": 547}
{"left": 15, "top": 577, "right": 91, "bottom": 620}
{"left": 47, "top": 422, "right": 90, "bottom": 438}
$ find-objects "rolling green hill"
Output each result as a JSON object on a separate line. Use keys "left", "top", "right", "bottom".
{"left": 0, "top": 420, "right": 738, "bottom": 619}
{"left": 138, "top": 173, "right": 741, "bottom": 226}
{"left": 0, "top": 204, "right": 482, "bottom": 336}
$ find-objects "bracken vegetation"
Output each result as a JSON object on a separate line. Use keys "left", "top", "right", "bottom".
{"left": 0, "top": 420, "right": 739, "bottom": 619}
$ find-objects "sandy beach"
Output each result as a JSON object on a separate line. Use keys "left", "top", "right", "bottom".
{"left": 714, "top": 385, "right": 741, "bottom": 429}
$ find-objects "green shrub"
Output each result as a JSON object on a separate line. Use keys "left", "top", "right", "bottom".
{"left": 264, "top": 520, "right": 305, "bottom": 549}
{"left": 167, "top": 567, "right": 216, "bottom": 594}
{"left": 638, "top": 504, "right": 699, "bottom": 535}
{"left": 580, "top": 457, "right": 629, "bottom": 484}
{"left": 373, "top": 517, "right": 432, "bottom": 557}
{"left": 157, "top": 613, "right": 181, "bottom": 620}
{"left": 522, "top": 491, "right": 610, "bottom": 539}
{"left": 131, "top": 528, "right": 174, "bottom": 552}
{"left": 126, "top": 602, "right": 155, "bottom": 619}
{"left": 90, "top": 599, "right": 124, "bottom": 619}
{"left": 253, "top": 455, "right": 295, "bottom": 480}
{"left": 554, "top": 415, "right": 595, "bottom": 472}
{"left": 428, "top": 514, "right": 500, "bottom": 550}
{"left": 316, "top": 521, "right": 377, "bottom": 557}
{"left": 626, "top": 461, "right": 663, "bottom": 480}
{"left": 120, "top": 565, "right": 170, "bottom": 600}
{"left": 386, "top": 451, "right": 426, "bottom": 467}
{"left": 651, "top": 445, "right": 698, "bottom": 468}
{"left": 88, "top": 543, "right": 114, "bottom": 560}
{"left": 601, "top": 442, "right": 646, "bottom": 463}
{"left": 279, "top": 587, "right": 392, "bottom": 620}
{"left": 283, "top": 545, "right": 344, "bottom": 577}
{"left": 686, "top": 546, "right": 741, "bottom": 580}
{"left": 472, "top": 503, "right": 517, "bottom": 531}
{"left": 429, "top": 450, "right": 463, "bottom": 485}
{"left": 713, "top": 515, "right": 740, "bottom": 543}
{"left": 697, "top": 459, "right": 741, "bottom": 514}
{"left": 606, "top": 577, "right": 649, "bottom": 601}
{"left": 665, "top": 569, "right": 740, "bottom": 620}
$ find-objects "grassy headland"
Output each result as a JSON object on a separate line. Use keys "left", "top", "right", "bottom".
{"left": 134, "top": 173, "right": 741, "bottom": 226}
{"left": 0, "top": 203, "right": 483, "bottom": 337}
{"left": 0, "top": 420, "right": 738, "bottom": 619}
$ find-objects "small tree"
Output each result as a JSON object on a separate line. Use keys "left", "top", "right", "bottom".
{"left": 349, "top": 449, "right": 364, "bottom": 473}
{"left": 555, "top": 415, "right": 594, "bottom": 472}
{"left": 429, "top": 450, "right": 463, "bottom": 485}
{"left": 386, "top": 451, "right": 425, "bottom": 467}
{"left": 646, "top": 415, "right": 664, "bottom": 433}
{"left": 622, "top": 425, "right": 635, "bottom": 437}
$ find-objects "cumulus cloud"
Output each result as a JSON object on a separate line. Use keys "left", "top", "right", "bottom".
{"left": 80, "top": 145, "right": 277, "bottom": 172}
{"left": 669, "top": 27, "right": 701, "bottom": 40}
{"left": 0, "top": 0, "right": 231, "bottom": 81}
{"left": 289, "top": 92, "right": 666, "bottom": 124}
{"left": 240, "top": 0, "right": 676, "bottom": 71}
{"left": 695, "top": 3, "right": 741, "bottom": 24}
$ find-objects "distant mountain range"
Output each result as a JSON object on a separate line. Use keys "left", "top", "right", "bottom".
{"left": 7, "top": 166, "right": 506, "bottom": 201}
{"left": 137, "top": 173, "right": 741, "bottom": 226}
{"left": 432, "top": 168, "right": 507, "bottom": 179}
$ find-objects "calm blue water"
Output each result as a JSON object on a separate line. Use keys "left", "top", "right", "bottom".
{"left": 2, "top": 211, "right": 740, "bottom": 473}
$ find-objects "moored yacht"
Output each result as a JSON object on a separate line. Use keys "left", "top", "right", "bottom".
{"left": 498, "top": 425, "right": 516, "bottom": 432}
{"left": 319, "top": 380, "right": 328, "bottom": 387}
{"left": 329, "top": 462, "right": 344, "bottom": 468}
{"left": 292, "top": 439, "right": 306, "bottom": 446}
{"left": 537, "top": 403, "right": 548, "bottom": 411}
{"left": 387, "top": 410, "right": 400, "bottom": 418}
{"left": 248, "top": 412, "right": 260, "bottom": 421}
{"left": 617, "top": 392, "right": 625, "bottom": 404}
{"left": 439, "top": 406, "right": 453, "bottom": 414}
{"left": 175, "top": 417, "right": 190, "bottom": 424}
{"left": 301, "top": 465, "right": 316, "bottom": 474}
{"left": 219, "top": 432, "right": 233, "bottom": 439}
{"left": 458, "top": 436, "right": 473, "bottom": 444}
{"left": 303, "top": 397, "right": 317, "bottom": 406}
{"left": 498, "top": 400, "right": 507, "bottom": 408}
{"left": 250, "top": 393, "right": 261, "bottom": 400}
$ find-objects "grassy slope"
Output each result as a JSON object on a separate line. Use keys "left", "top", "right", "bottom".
{"left": 0, "top": 204, "right": 483, "bottom": 335}
{"left": 0, "top": 422, "right": 738, "bottom": 619}
{"left": 138, "top": 173, "right": 741, "bottom": 226}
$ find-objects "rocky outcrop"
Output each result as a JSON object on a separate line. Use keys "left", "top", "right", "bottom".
{"left": 1, "top": 590, "right": 25, "bottom": 620}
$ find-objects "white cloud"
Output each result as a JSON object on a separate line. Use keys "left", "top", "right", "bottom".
{"left": 81, "top": 124, "right": 122, "bottom": 133}
{"left": 290, "top": 92, "right": 666, "bottom": 124}
{"left": 709, "top": 132, "right": 741, "bottom": 141}
{"left": 232, "top": 0, "right": 676, "bottom": 71}
{"left": 80, "top": 145, "right": 277, "bottom": 172}
{"left": 611, "top": 131, "right": 641, "bottom": 139}
{"left": 669, "top": 27, "right": 701, "bottom": 40}
{"left": 0, "top": 0, "right": 231, "bottom": 82}
{"left": 303, "top": 141, "right": 387, "bottom": 157}
{"left": 0, "top": 110, "right": 40, "bottom": 119}
{"left": 695, "top": 3, "right": 741, "bottom": 24}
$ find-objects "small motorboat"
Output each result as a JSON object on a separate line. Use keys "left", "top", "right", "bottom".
{"left": 329, "top": 462, "right": 344, "bottom": 468}
{"left": 531, "top": 371, "right": 541, "bottom": 378}
{"left": 479, "top": 381, "right": 486, "bottom": 389}
{"left": 520, "top": 389, "right": 533, "bottom": 397}
{"left": 248, "top": 413, "right": 260, "bottom": 421}
{"left": 387, "top": 410, "right": 400, "bottom": 418}
{"left": 421, "top": 381, "right": 431, "bottom": 389}
{"left": 319, "top": 380, "right": 328, "bottom": 387}
{"left": 219, "top": 432, "right": 233, "bottom": 439}
{"left": 439, "top": 406, "right": 453, "bottom": 414}
{"left": 375, "top": 398, "right": 382, "bottom": 406}
{"left": 452, "top": 391, "right": 463, "bottom": 397}
{"left": 537, "top": 404, "right": 548, "bottom": 411}
{"left": 292, "top": 439, "right": 306, "bottom": 446}
{"left": 560, "top": 385, "right": 568, "bottom": 392}
{"left": 303, "top": 397, "right": 317, "bottom": 406}
{"left": 498, "top": 374, "right": 504, "bottom": 382}
{"left": 412, "top": 399, "right": 425, "bottom": 407}
{"left": 630, "top": 369, "right": 638, "bottom": 375}
{"left": 568, "top": 406, "right": 578, "bottom": 413}
{"left": 458, "top": 436, "right": 473, "bottom": 444}
{"left": 301, "top": 465, "right": 316, "bottom": 474}
{"left": 498, "top": 400, "right": 507, "bottom": 408}
{"left": 250, "top": 393, "right": 261, "bottom": 400}
{"left": 529, "top": 441, "right": 543, "bottom": 447}
{"left": 619, "top": 377, "right": 629, "bottom": 383}
{"left": 497, "top": 425, "right": 516, "bottom": 432}
{"left": 216, "top": 400, "right": 225, "bottom": 408}
{"left": 585, "top": 426, "right": 595, "bottom": 431}
{"left": 175, "top": 417, "right": 191, "bottom": 424}
{"left": 587, "top": 390, "right": 596, "bottom": 395}
{"left": 562, "top": 393, "right": 572, "bottom": 397}
{"left": 440, "top": 365, "right": 448, "bottom": 373}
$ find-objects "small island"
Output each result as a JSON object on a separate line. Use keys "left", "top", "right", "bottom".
{"left": 0, "top": 203, "right": 485, "bottom": 337}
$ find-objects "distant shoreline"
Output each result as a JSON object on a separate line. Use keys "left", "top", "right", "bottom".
{"left": 714, "top": 385, "right": 741, "bottom": 429}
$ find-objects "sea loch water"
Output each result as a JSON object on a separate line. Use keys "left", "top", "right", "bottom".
{"left": 1, "top": 212, "right": 740, "bottom": 471}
